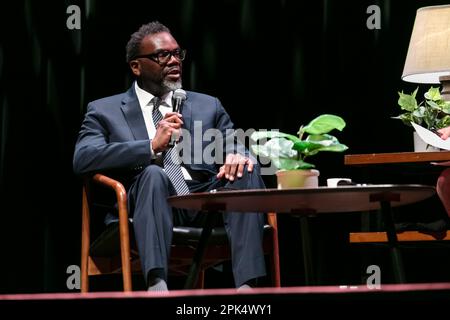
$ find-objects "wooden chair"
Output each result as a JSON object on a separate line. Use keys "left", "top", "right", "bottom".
{"left": 81, "top": 173, "right": 281, "bottom": 292}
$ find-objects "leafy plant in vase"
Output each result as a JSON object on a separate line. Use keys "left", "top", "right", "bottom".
{"left": 393, "top": 87, "right": 450, "bottom": 151}
{"left": 250, "top": 114, "right": 348, "bottom": 189}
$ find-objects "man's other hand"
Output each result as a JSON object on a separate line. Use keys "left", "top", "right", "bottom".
{"left": 217, "top": 153, "right": 254, "bottom": 181}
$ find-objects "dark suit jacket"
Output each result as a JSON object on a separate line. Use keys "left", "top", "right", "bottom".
{"left": 73, "top": 86, "right": 248, "bottom": 179}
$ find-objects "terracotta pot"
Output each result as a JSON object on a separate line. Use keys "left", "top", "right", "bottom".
{"left": 276, "top": 169, "right": 320, "bottom": 189}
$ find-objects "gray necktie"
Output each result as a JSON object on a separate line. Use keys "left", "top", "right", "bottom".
{"left": 152, "top": 97, "right": 190, "bottom": 195}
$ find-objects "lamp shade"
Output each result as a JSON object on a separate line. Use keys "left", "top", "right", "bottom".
{"left": 402, "top": 5, "right": 450, "bottom": 84}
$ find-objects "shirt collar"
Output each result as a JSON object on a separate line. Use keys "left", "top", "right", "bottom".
{"left": 134, "top": 81, "right": 173, "bottom": 110}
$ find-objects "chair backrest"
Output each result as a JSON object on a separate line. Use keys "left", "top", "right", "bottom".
{"left": 81, "top": 173, "right": 280, "bottom": 292}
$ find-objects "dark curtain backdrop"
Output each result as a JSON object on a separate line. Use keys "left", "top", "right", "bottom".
{"left": 1, "top": 0, "right": 450, "bottom": 293}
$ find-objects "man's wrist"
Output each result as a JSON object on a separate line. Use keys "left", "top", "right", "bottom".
{"left": 150, "top": 140, "right": 158, "bottom": 159}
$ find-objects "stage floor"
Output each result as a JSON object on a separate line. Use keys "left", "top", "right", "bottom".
{"left": 2, "top": 283, "right": 450, "bottom": 318}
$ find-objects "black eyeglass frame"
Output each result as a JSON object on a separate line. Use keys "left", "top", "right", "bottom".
{"left": 132, "top": 48, "right": 186, "bottom": 65}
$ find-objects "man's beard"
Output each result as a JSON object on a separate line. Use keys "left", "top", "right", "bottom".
{"left": 162, "top": 78, "right": 182, "bottom": 91}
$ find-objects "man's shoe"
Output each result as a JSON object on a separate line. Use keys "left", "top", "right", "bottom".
{"left": 416, "top": 219, "right": 448, "bottom": 233}
{"left": 147, "top": 278, "right": 168, "bottom": 292}
{"left": 237, "top": 284, "right": 253, "bottom": 292}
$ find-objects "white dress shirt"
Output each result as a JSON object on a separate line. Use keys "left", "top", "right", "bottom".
{"left": 134, "top": 82, "right": 192, "bottom": 180}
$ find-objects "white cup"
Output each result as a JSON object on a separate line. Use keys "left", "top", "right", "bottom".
{"left": 327, "top": 178, "right": 352, "bottom": 187}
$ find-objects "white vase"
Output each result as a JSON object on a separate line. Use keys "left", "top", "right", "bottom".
{"left": 276, "top": 169, "right": 320, "bottom": 189}
{"left": 413, "top": 132, "right": 440, "bottom": 152}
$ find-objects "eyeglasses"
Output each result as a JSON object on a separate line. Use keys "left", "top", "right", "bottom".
{"left": 133, "top": 48, "right": 186, "bottom": 65}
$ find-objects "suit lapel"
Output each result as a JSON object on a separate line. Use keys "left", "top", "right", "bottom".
{"left": 121, "top": 87, "right": 149, "bottom": 140}
{"left": 182, "top": 92, "right": 193, "bottom": 131}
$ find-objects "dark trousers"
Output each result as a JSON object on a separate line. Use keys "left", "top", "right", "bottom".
{"left": 128, "top": 164, "right": 266, "bottom": 287}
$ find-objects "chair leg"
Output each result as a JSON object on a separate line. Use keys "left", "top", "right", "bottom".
{"left": 117, "top": 192, "right": 132, "bottom": 291}
{"left": 81, "top": 185, "right": 90, "bottom": 293}
{"left": 195, "top": 270, "right": 206, "bottom": 289}
{"left": 268, "top": 212, "right": 281, "bottom": 287}
{"left": 270, "top": 233, "right": 281, "bottom": 287}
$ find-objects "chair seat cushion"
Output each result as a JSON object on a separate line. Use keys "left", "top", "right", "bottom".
{"left": 90, "top": 222, "right": 272, "bottom": 257}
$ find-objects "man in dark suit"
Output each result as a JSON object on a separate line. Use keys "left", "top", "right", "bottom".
{"left": 73, "top": 21, "right": 266, "bottom": 291}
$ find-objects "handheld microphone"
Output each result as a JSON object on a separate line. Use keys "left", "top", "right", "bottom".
{"left": 169, "top": 89, "right": 187, "bottom": 147}
{"left": 172, "top": 89, "right": 186, "bottom": 113}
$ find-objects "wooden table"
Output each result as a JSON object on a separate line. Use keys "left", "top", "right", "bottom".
{"left": 169, "top": 185, "right": 435, "bottom": 213}
{"left": 345, "top": 151, "right": 450, "bottom": 166}
{"left": 168, "top": 185, "right": 436, "bottom": 285}
{"left": 344, "top": 151, "right": 450, "bottom": 281}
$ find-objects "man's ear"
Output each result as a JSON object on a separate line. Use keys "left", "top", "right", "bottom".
{"left": 129, "top": 60, "right": 141, "bottom": 77}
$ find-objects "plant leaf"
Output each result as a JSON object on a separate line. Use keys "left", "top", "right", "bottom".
{"left": 426, "top": 100, "right": 441, "bottom": 110}
{"left": 250, "top": 130, "right": 301, "bottom": 144}
{"left": 392, "top": 112, "right": 423, "bottom": 127}
{"left": 424, "top": 87, "right": 441, "bottom": 101}
{"left": 441, "top": 101, "right": 450, "bottom": 114}
{"left": 251, "top": 137, "right": 298, "bottom": 160}
{"left": 398, "top": 90, "right": 418, "bottom": 112}
{"left": 301, "top": 114, "right": 346, "bottom": 135}
{"left": 436, "top": 115, "right": 450, "bottom": 129}
{"left": 301, "top": 134, "right": 348, "bottom": 157}
{"left": 292, "top": 134, "right": 335, "bottom": 153}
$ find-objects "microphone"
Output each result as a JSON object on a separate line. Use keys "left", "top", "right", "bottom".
{"left": 172, "top": 89, "right": 187, "bottom": 113}
{"left": 169, "top": 89, "right": 186, "bottom": 147}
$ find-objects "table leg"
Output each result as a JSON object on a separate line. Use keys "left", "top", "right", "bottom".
{"left": 184, "top": 212, "right": 218, "bottom": 289}
{"left": 379, "top": 200, "right": 406, "bottom": 283}
{"left": 299, "top": 216, "right": 315, "bottom": 285}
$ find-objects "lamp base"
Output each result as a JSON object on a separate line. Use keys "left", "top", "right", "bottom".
{"left": 439, "top": 75, "right": 450, "bottom": 101}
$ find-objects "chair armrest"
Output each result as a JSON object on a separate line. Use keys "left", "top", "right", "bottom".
{"left": 267, "top": 212, "right": 278, "bottom": 231}
{"left": 89, "top": 173, "right": 129, "bottom": 226}
{"left": 92, "top": 173, "right": 127, "bottom": 204}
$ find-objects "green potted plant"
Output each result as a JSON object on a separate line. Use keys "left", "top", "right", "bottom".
{"left": 250, "top": 114, "right": 348, "bottom": 189}
{"left": 393, "top": 87, "right": 450, "bottom": 151}
{"left": 394, "top": 86, "right": 450, "bottom": 130}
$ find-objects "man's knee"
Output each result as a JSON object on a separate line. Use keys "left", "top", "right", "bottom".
{"left": 137, "top": 165, "right": 170, "bottom": 188}
{"left": 130, "top": 165, "right": 172, "bottom": 217}
{"left": 230, "top": 163, "right": 265, "bottom": 189}
{"left": 140, "top": 164, "right": 165, "bottom": 177}
{"left": 248, "top": 163, "right": 265, "bottom": 187}
{"left": 251, "top": 162, "right": 261, "bottom": 174}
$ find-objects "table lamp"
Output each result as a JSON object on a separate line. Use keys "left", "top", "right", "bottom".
{"left": 402, "top": 5, "right": 450, "bottom": 100}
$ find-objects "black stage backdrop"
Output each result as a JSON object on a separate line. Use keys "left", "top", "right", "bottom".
{"left": 2, "top": 0, "right": 450, "bottom": 293}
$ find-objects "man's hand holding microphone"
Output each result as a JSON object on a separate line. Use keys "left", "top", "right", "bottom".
{"left": 151, "top": 89, "right": 186, "bottom": 153}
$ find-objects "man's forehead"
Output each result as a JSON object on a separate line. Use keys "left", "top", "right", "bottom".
{"left": 142, "top": 32, "right": 177, "bottom": 50}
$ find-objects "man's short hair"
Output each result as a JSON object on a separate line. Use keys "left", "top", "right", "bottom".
{"left": 126, "top": 21, "right": 171, "bottom": 62}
